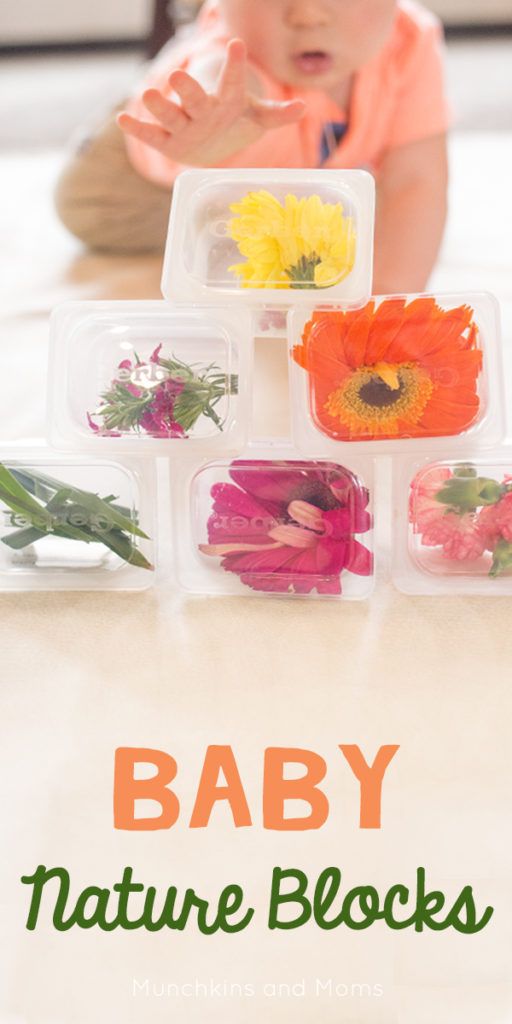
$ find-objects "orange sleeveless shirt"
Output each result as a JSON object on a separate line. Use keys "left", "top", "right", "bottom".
{"left": 124, "top": 0, "right": 450, "bottom": 188}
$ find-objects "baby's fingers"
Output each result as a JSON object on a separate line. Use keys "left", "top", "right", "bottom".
{"left": 168, "top": 69, "right": 209, "bottom": 119}
{"left": 217, "top": 38, "right": 247, "bottom": 102}
{"left": 117, "top": 112, "right": 172, "bottom": 154}
{"left": 142, "top": 89, "right": 189, "bottom": 133}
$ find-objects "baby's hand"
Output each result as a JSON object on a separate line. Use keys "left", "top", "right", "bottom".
{"left": 118, "top": 39, "right": 305, "bottom": 167}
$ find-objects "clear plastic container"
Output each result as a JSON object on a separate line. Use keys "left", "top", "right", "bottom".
{"left": 392, "top": 451, "right": 512, "bottom": 594}
{"left": 172, "top": 445, "right": 375, "bottom": 599}
{"left": 162, "top": 169, "right": 375, "bottom": 308}
{"left": 253, "top": 307, "right": 289, "bottom": 338}
{"left": 0, "top": 450, "right": 156, "bottom": 590}
{"left": 289, "top": 292, "right": 505, "bottom": 455}
{"left": 48, "top": 301, "right": 252, "bottom": 454}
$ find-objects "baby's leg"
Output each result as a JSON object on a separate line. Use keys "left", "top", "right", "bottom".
{"left": 54, "top": 107, "right": 171, "bottom": 253}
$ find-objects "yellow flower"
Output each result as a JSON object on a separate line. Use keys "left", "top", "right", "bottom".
{"left": 227, "top": 190, "right": 356, "bottom": 289}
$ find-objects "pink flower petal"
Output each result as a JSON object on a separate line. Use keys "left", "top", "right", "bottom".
{"left": 200, "top": 460, "right": 374, "bottom": 595}
{"left": 208, "top": 483, "right": 279, "bottom": 545}
{"left": 344, "top": 538, "right": 373, "bottom": 575}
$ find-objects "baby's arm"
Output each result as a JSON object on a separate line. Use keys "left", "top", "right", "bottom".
{"left": 373, "top": 132, "right": 448, "bottom": 294}
{"left": 118, "top": 39, "right": 304, "bottom": 168}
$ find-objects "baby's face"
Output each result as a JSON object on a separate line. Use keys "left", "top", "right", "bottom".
{"left": 219, "top": 0, "right": 396, "bottom": 95}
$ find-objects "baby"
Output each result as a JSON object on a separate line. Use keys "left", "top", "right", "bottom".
{"left": 56, "top": 0, "right": 450, "bottom": 294}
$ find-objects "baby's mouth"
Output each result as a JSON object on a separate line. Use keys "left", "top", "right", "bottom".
{"left": 292, "top": 51, "right": 334, "bottom": 76}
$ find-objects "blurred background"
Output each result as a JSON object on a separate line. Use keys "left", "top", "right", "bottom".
{"left": 1, "top": 0, "right": 512, "bottom": 148}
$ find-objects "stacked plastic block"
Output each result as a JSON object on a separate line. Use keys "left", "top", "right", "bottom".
{"left": 1, "top": 169, "right": 507, "bottom": 596}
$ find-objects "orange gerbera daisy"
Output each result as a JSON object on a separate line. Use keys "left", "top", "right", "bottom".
{"left": 292, "top": 298, "right": 483, "bottom": 441}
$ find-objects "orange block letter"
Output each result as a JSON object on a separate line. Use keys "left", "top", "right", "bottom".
{"left": 339, "top": 744, "right": 399, "bottom": 829}
{"left": 114, "top": 747, "right": 179, "bottom": 831}
{"left": 263, "top": 747, "right": 329, "bottom": 831}
{"left": 189, "top": 746, "right": 252, "bottom": 828}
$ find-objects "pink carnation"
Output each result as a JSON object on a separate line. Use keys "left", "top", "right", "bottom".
{"left": 418, "top": 510, "right": 485, "bottom": 560}
{"left": 477, "top": 491, "right": 512, "bottom": 549}
{"left": 409, "top": 466, "right": 452, "bottom": 535}
{"left": 410, "top": 466, "right": 485, "bottom": 560}
{"left": 409, "top": 466, "right": 451, "bottom": 528}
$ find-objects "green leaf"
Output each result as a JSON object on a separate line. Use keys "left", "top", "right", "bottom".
{"left": 0, "top": 464, "right": 53, "bottom": 525}
{"left": 0, "top": 492, "right": 48, "bottom": 529}
{"left": 436, "top": 475, "right": 503, "bottom": 513}
{"left": 0, "top": 462, "right": 152, "bottom": 570}
{"left": 15, "top": 471, "right": 133, "bottom": 522}
{"left": 8, "top": 468, "right": 55, "bottom": 503}
{"left": 2, "top": 526, "right": 48, "bottom": 550}
{"left": 16, "top": 473, "right": 148, "bottom": 540}
{"left": 489, "top": 538, "right": 512, "bottom": 577}
{"left": 65, "top": 489, "right": 149, "bottom": 539}
{"left": 96, "top": 526, "right": 153, "bottom": 570}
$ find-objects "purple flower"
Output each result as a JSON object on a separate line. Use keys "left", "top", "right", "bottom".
{"left": 139, "top": 378, "right": 186, "bottom": 437}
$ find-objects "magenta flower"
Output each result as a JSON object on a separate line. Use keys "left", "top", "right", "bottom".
{"left": 139, "top": 378, "right": 186, "bottom": 438}
{"left": 199, "top": 460, "right": 372, "bottom": 595}
{"left": 87, "top": 346, "right": 236, "bottom": 438}
{"left": 88, "top": 352, "right": 186, "bottom": 437}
